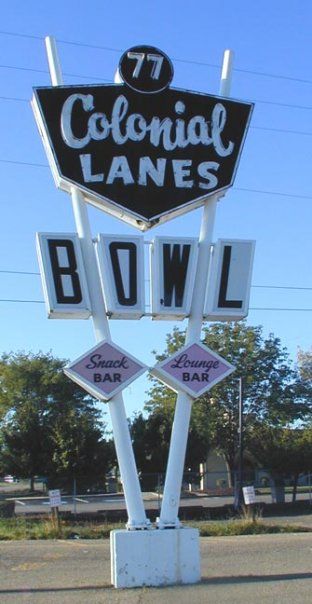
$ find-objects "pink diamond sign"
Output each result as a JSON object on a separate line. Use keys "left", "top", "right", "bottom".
{"left": 151, "top": 341, "right": 235, "bottom": 398}
{"left": 64, "top": 339, "right": 147, "bottom": 401}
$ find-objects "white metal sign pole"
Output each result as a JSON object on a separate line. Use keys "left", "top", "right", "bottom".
{"left": 45, "top": 36, "right": 148, "bottom": 529}
{"left": 159, "top": 50, "right": 233, "bottom": 527}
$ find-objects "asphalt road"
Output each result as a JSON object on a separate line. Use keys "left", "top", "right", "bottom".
{"left": 0, "top": 533, "right": 311, "bottom": 603}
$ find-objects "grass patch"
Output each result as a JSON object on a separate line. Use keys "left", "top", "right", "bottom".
{"left": 189, "top": 518, "right": 312, "bottom": 536}
{"left": 0, "top": 517, "right": 311, "bottom": 540}
{"left": 0, "top": 517, "right": 124, "bottom": 540}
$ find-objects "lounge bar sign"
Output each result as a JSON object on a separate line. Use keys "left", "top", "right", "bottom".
{"left": 32, "top": 45, "right": 253, "bottom": 230}
{"left": 151, "top": 341, "right": 235, "bottom": 398}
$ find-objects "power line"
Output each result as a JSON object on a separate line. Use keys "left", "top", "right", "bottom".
{"left": 250, "top": 307, "right": 312, "bottom": 312}
{"left": 1, "top": 29, "right": 312, "bottom": 87}
{"left": 0, "top": 62, "right": 110, "bottom": 82}
{"left": 0, "top": 270, "right": 40, "bottom": 275}
{"left": 252, "top": 98, "right": 312, "bottom": 111}
{"left": 0, "top": 95, "right": 29, "bottom": 103}
{"left": 0, "top": 158, "right": 48, "bottom": 169}
{"left": 1, "top": 77, "right": 312, "bottom": 114}
{"left": 1, "top": 270, "right": 311, "bottom": 292}
{"left": 252, "top": 285, "right": 312, "bottom": 291}
{"left": 0, "top": 156, "right": 311, "bottom": 201}
{"left": 1, "top": 93, "right": 312, "bottom": 138}
{"left": 0, "top": 298, "right": 44, "bottom": 304}
{"left": 0, "top": 298, "right": 312, "bottom": 312}
{"left": 234, "top": 187, "right": 312, "bottom": 201}
{"left": 0, "top": 30, "right": 44, "bottom": 42}
{"left": 1, "top": 155, "right": 311, "bottom": 200}
{"left": 251, "top": 125, "right": 312, "bottom": 137}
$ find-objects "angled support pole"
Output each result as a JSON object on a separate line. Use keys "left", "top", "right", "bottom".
{"left": 44, "top": 36, "right": 149, "bottom": 530}
{"left": 158, "top": 50, "right": 234, "bottom": 528}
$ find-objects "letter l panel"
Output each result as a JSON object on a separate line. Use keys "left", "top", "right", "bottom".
{"left": 204, "top": 239, "right": 255, "bottom": 321}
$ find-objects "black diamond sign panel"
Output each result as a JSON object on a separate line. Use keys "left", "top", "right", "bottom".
{"left": 32, "top": 79, "right": 253, "bottom": 230}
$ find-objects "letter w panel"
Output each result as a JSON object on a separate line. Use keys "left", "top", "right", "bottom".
{"left": 151, "top": 236, "right": 198, "bottom": 319}
{"left": 36, "top": 232, "right": 91, "bottom": 319}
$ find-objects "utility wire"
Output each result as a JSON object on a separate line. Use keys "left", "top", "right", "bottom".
{"left": 0, "top": 270, "right": 40, "bottom": 275}
{"left": 0, "top": 62, "right": 110, "bottom": 82}
{"left": 252, "top": 285, "right": 312, "bottom": 291}
{"left": 1, "top": 74, "right": 312, "bottom": 113}
{"left": 1, "top": 29, "right": 312, "bottom": 86}
{"left": 1, "top": 94, "right": 312, "bottom": 137}
{"left": 1, "top": 270, "right": 312, "bottom": 292}
{"left": 0, "top": 297, "right": 311, "bottom": 312}
{"left": 0, "top": 158, "right": 48, "bottom": 168}
{"left": 251, "top": 125, "right": 312, "bottom": 137}
{"left": 0, "top": 298, "right": 44, "bottom": 303}
{"left": 0, "top": 156, "right": 310, "bottom": 202}
{"left": 250, "top": 307, "right": 312, "bottom": 312}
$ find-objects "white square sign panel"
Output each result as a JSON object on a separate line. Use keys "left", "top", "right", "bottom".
{"left": 36, "top": 232, "right": 91, "bottom": 319}
{"left": 150, "top": 236, "right": 198, "bottom": 319}
{"left": 95, "top": 234, "right": 145, "bottom": 319}
{"left": 204, "top": 239, "right": 255, "bottom": 321}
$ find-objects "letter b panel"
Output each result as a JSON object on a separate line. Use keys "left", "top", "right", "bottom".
{"left": 36, "top": 233, "right": 91, "bottom": 319}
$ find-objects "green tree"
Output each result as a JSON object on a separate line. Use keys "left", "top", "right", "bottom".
{"left": 298, "top": 348, "right": 312, "bottom": 382}
{"left": 130, "top": 411, "right": 172, "bottom": 489}
{"left": 130, "top": 410, "right": 206, "bottom": 489}
{"left": 0, "top": 351, "right": 114, "bottom": 490}
{"left": 145, "top": 323, "right": 312, "bottom": 480}
{"left": 248, "top": 424, "right": 312, "bottom": 502}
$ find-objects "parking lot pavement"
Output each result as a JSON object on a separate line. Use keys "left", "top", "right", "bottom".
{"left": 0, "top": 533, "right": 311, "bottom": 603}
{"left": 11, "top": 490, "right": 312, "bottom": 517}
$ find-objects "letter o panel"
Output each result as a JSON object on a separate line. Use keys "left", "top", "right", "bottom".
{"left": 36, "top": 232, "right": 91, "bottom": 319}
{"left": 95, "top": 234, "right": 145, "bottom": 319}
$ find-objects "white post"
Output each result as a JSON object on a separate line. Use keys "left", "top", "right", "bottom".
{"left": 45, "top": 36, "right": 149, "bottom": 529}
{"left": 159, "top": 50, "right": 234, "bottom": 527}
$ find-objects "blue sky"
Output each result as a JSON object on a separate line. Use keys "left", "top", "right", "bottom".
{"left": 0, "top": 1, "right": 311, "bottom": 423}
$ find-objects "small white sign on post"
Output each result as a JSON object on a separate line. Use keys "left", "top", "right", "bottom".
{"left": 49, "top": 489, "right": 62, "bottom": 508}
{"left": 242, "top": 486, "right": 256, "bottom": 505}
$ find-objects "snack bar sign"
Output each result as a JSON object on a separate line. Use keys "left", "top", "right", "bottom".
{"left": 32, "top": 45, "right": 253, "bottom": 230}
{"left": 64, "top": 339, "right": 147, "bottom": 401}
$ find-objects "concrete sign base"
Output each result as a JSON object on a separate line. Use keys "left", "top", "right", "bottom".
{"left": 110, "top": 527, "right": 200, "bottom": 588}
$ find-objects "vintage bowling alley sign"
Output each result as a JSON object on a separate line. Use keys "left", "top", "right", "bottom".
{"left": 32, "top": 45, "right": 253, "bottom": 230}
